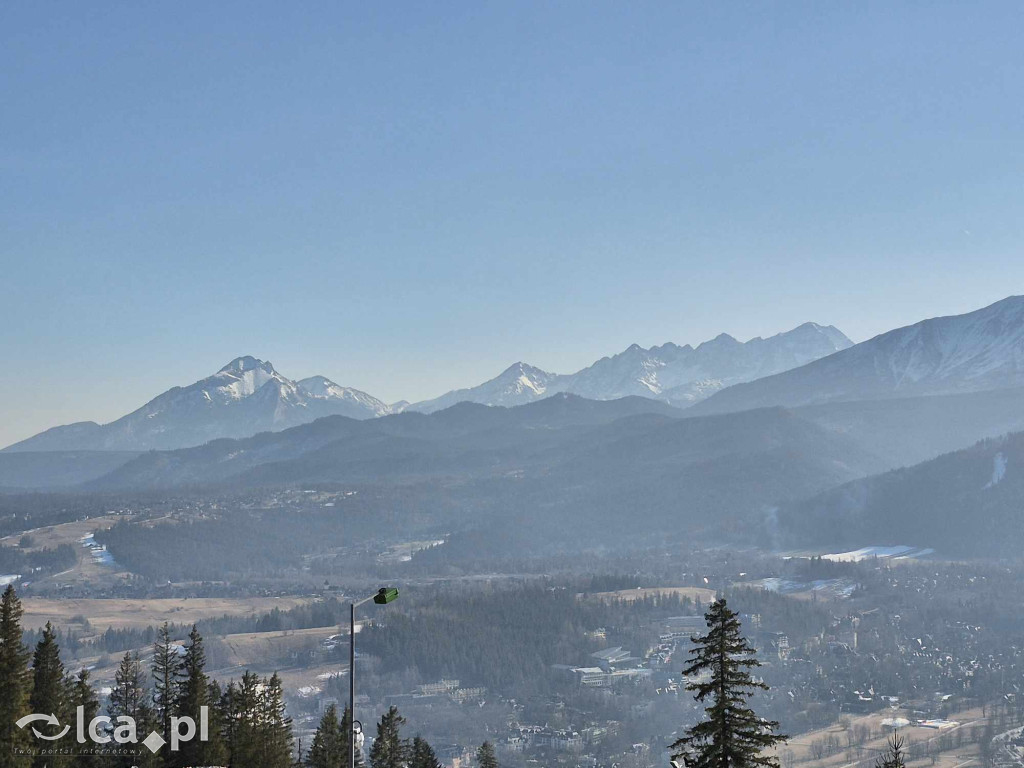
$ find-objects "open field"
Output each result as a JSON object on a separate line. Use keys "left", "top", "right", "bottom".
{"left": 779, "top": 706, "right": 988, "bottom": 768}
{"left": 1, "top": 515, "right": 119, "bottom": 549}
{"left": 583, "top": 587, "right": 718, "bottom": 604}
{"left": 2, "top": 514, "right": 131, "bottom": 587}
{"left": 20, "top": 596, "right": 316, "bottom": 630}
{"left": 219, "top": 625, "right": 342, "bottom": 668}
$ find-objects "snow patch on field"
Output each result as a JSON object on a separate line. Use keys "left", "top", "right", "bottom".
{"left": 820, "top": 545, "right": 918, "bottom": 562}
{"left": 80, "top": 533, "right": 119, "bottom": 567}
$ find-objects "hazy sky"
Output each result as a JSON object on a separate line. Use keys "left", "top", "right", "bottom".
{"left": 3, "top": 2, "right": 1024, "bottom": 446}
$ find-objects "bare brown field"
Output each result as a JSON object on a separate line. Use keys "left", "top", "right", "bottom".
{"left": 778, "top": 707, "right": 986, "bottom": 768}
{"left": 583, "top": 587, "right": 717, "bottom": 604}
{"left": 21, "top": 596, "right": 315, "bottom": 630}
{"left": 2, "top": 515, "right": 131, "bottom": 587}
{"left": 218, "top": 626, "right": 340, "bottom": 668}
{"left": 1, "top": 516, "right": 120, "bottom": 549}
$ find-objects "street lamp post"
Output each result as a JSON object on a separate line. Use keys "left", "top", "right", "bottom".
{"left": 350, "top": 587, "right": 400, "bottom": 768}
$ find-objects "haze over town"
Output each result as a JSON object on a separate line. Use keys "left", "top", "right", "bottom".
{"left": 4, "top": 4, "right": 1024, "bottom": 768}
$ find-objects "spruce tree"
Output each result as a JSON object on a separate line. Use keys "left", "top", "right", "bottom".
{"left": 219, "top": 681, "right": 240, "bottom": 765}
{"left": 262, "top": 673, "right": 295, "bottom": 768}
{"left": 410, "top": 736, "right": 442, "bottom": 768}
{"left": 670, "top": 598, "right": 786, "bottom": 768}
{"left": 69, "top": 669, "right": 100, "bottom": 768}
{"left": 109, "top": 652, "right": 159, "bottom": 768}
{"left": 224, "top": 673, "right": 261, "bottom": 768}
{"left": 29, "top": 623, "right": 69, "bottom": 768}
{"left": 0, "top": 586, "right": 32, "bottom": 768}
{"left": 203, "top": 680, "right": 229, "bottom": 768}
{"left": 152, "top": 623, "right": 182, "bottom": 753}
{"left": 476, "top": 741, "right": 498, "bottom": 768}
{"left": 369, "top": 706, "right": 408, "bottom": 768}
{"left": 174, "top": 625, "right": 219, "bottom": 768}
{"left": 307, "top": 704, "right": 344, "bottom": 768}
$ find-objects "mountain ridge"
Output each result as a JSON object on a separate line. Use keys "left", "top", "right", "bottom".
{"left": 7, "top": 321, "right": 852, "bottom": 451}
{"left": 4, "top": 356, "right": 392, "bottom": 452}
{"left": 410, "top": 321, "right": 853, "bottom": 413}
{"left": 692, "top": 296, "right": 1024, "bottom": 415}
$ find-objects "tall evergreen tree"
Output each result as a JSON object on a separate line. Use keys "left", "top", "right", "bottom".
{"left": 222, "top": 674, "right": 260, "bottom": 768}
{"left": 218, "top": 670, "right": 294, "bottom": 768}
{"left": 69, "top": 669, "right": 100, "bottom": 768}
{"left": 410, "top": 736, "right": 442, "bottom": 768}
{"left": 476, "top": 741, "right": 498, "bottom": 768}
{"left": 29, "top": 623, "right": 69, "bottom": 768}
{"left": 670, "top": 599, "right": 786, "bottom": 768}
{"left": 0, "top": 586, "right": 32, "bottom": 768}
{"left": 203, "top": 679, "right": 229, "bottom": 768}
{"left": 261, "top": 673, "right": 295, "bottom": 768}
{"left": 219, "top": 681, "right": 240, "bottom": 766}
{"left": 109, "top": 652, "right": 159, "bottom": 768}
{"left": 152, "top": 623, "right": 182, "bottom": 754}
{"left": 369, "top": 707, "right": 408, "bottom": 768}
{"left": 224, "top": 671, "right": 294, "bottom": 768}
{"left": 173, "top": 625, "right": 220, "bottom": 768}
{"left": 307, "top": 704, "right": 344, "bottom": 768}
{"left": 304, "top": 705, "right": 367, "bottom": 768}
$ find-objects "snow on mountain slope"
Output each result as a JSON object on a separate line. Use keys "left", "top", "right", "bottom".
{"left": 4, "top": 357, "right": 391, "bottom": 452}
{"left": 568, "top": 322, "right": 852, "bottom": 404}
{"left": 693, "top": 296, "right": 1024, "bottom": 415}
{"left": 411, "top": 363, "right": 566, "bottom": 414}
{"left": 296, "top": 375, "right": 392, "bottom": 415}
{"left": 409, "top": 323, "right": 851, "bottom": 412}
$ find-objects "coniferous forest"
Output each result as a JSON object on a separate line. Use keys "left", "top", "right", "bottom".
{"left": 0, "top": 584, "right": 468, "bottom": 768}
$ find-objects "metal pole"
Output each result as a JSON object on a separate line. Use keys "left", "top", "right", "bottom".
{"left": 349, "top": 600, "right": 356, "bottom": 768}
{"left": 347, "top": 589, "right": 395, "bottom": 768}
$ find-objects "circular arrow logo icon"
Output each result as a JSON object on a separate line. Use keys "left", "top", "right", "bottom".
{"left": 15, "top": 713, "right": 71, "bottom": 741}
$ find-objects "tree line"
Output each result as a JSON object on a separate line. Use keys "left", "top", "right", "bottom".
{"left": 0, "top": 543, "right": 77, "bottom": 576}
{"left": 0, "top": 585, "right": 495, "bottom": 768}
{"left": 1, "top": 583, "right": 293, "bottom": 768}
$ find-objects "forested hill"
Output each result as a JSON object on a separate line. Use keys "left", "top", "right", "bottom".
{"left": 88, "top": 394, "right": 684, "bottom": 489}
{"left": 780, "top": 429, "right": 1024, "bottom": 556}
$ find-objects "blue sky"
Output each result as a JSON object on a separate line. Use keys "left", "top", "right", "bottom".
{"left": 2, "top": 2, "right": 1024, "bottom": 445}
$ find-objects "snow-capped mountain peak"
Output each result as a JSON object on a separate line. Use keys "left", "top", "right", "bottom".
{"left": 410, "top": 362, "right": 565, "bottom": 413}
{"left": 5, "top": 358, "right": 391, "bottom": 452}
{"left": 211, "top": 357, "right": 284, "bottom": 401}
{"left": 497, "top": 362, "right": 555, "bottom": 396}
{"left": 692, "top": 295, "right": 1024, "bottom": 414}
{"left": 296, "top": 375, "right": 345, "bottom": 398}
{"left": 408, "top": 322, "right": 853, "bottom": 412}
{"left": 218, "top": 356, "right": 277, "bottom": 375}
{"left": 296, "top": 376, "right": 392, "bottom": 416}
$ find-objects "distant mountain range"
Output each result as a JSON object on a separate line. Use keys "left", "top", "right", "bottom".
{"left": 692, "top": 295, "right": 1024, "bottom": 414}
{"left": 3, "top": 324, "right": 851, "bottom": 453}
{"left": 5, "top": 356, "right": 392, "bottom": 452}
{"left": 83, "top": 396, "right": 885, "bottom": 549}
{"left": 8, "top": 296, "right": 1024, "bottom": 469}
{"left": 409, "top": 322, "right": 852, "bottom": 412}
